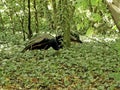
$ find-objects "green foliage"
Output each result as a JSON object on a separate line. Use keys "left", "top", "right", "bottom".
{"left": 76, "top": 0, "right": 89, "bottom": 9}
{"left": 0, "top": 0, "right": 118, "bottom": 36}
{"left": 74, "top": 0, "right": 116, "bottom": 35}
{"left": 91, "top": 13, "right": 102, "bottom": 22}
{"left": 86, "top": 27, "right": 94, "bottom": 37}
{"left": 0, "top": 31, "right": 120, "bottom": 89}
{"left": 91, "top": 0, "right": 99, "bottom": 6}
{"left": 112, "top": 39, "right": 120, "bottom": 55}
{"left": 0, "top": 0, "right": 120, "bottom": 89}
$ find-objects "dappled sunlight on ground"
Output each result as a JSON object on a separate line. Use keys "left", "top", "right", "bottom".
{"left": 81, "top": 35, "right": 118, "bottom": 42}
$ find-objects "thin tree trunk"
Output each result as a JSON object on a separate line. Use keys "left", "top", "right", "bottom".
{"left": 51, "top": 0, "right": 57, "bottom": 31}
{"left": 22, "top": 0, "right": 26, "bottom": 40}
{"left": 33, "top": 0, "right": 39, "bottom": 33}
{"left": 0, "top": 13, "right": 5, "bottom": 30}
{"left": 28, "top": 0, "right": 32, "bottom": 39}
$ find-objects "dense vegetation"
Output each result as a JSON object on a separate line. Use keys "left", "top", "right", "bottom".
{"left": 0, "top": 0, "right": 120, "bottom": 89}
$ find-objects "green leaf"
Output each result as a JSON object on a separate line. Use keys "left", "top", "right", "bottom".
{"left": 91, "top": 0, "right": 99, "bottom": 6}
{"left": 109, "top": 72, "right": 120, "bottom": 81}
{"left": 92, "top": 13, "right": 102, "bottom": 22}
{"left": 86, "top": 27, "right": 94, "bottom": 37}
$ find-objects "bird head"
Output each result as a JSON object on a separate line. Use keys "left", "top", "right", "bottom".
{"left": 56, "top": 35, "right": 63, "bottom": 48}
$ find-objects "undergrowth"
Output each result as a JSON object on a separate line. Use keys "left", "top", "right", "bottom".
{"left": 0, "top": 32, "right": 120, "bottom": 89}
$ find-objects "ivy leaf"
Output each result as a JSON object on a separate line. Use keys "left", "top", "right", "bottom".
{"left": 91, "top": 0, "right": 99, "bottom": 6}
{"left": 86, "top": 27, "right": 94, "bottom": 37}
{"left": 92, "top": 13, "right": 102, "bottom": 22}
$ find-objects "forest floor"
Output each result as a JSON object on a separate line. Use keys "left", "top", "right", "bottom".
{"left": 0, "top": 33, "right": 120, "bottom": 90}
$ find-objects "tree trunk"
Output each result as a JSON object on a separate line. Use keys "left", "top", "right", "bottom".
{"left": 51, "top": 0, "right": 57, "bottom": 31}
{"left": 22, "top": 0, "right": 26, "bottom": 41}
{"left": 106, "top": 0, "right": 120, "bottom": 32}
{"left": 44, "top": 0, "right": 53, "bottom": 30}
{"left": 62, "top": 0, "right": 70, "bottom": 47}
{"left": 0, "top": 13, "right": 5, "bottom": 30}
{"left": 28, "top": 0, "right": 32, "bottom": 39}
{"left": 33, "top": 0, "right": 39, "bottom": 33}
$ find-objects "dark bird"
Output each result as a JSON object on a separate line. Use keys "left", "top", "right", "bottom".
{"left": 21, "top": 34, "right": 63, "bottom": 52}
{"left": 21, "top": 33, "right": 82, "bottom": 52}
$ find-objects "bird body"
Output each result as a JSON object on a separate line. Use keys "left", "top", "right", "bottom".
{"left": 21, "top": 35, "right": 62, "bottom": 52}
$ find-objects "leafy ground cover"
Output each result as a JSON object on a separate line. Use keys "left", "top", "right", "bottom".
{"left": 0, "top": 34, "right": 120, "bottom": 90}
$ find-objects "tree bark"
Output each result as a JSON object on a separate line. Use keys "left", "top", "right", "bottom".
{"left": 28, "top": 0, "right": 32, "bottom": 39}
{"left": 106, "top": 0, "right": 120, "bottom": 32}
{"left": 33, "top": 0, "right": 39, "bottom": 33}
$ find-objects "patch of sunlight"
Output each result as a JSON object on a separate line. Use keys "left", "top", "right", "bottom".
{"left": 16, "top": 31, "right": 22, "bottom": 34}
{"left": 48, "top": 5, "right": 52, "bottom": 10}
{"left": 0, "top": 44, "right": 9, "bottom": 51}
{"left": 16, "top": 3, "right": 19, "bottom": 6}
{"left": 0, "top": 9, "right": 4, "bottom": 13}
{"left": 107, "top": 0, "right": 113, "bottom": 3}
{"left": 86, "top": 10, "right": 91, "bottom": 18}
{"left": 0, "top": 45, "right": 5, "bottom": 51}
{"left": 81, "top": 35, "right": 118, "bottom": 42}
{"left": 104, "top": 38, "right": 116, "bottom": 42}
{"left": 0, "top": 45, "right": 5, "bottom": 49}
